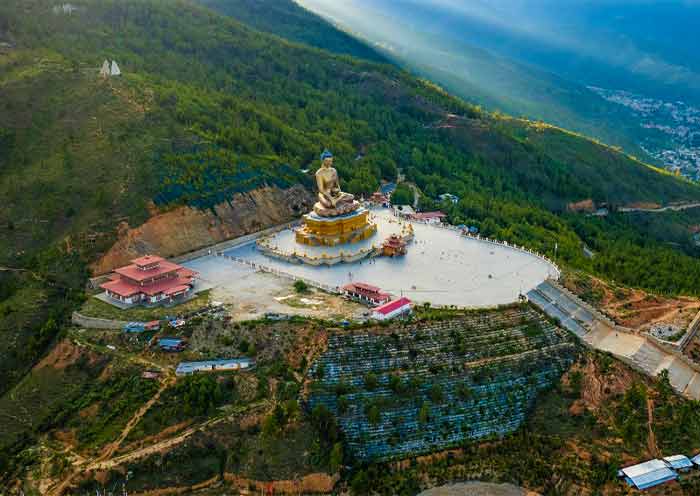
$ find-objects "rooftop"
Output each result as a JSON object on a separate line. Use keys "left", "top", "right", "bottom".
{"left": 343, "top": 282, "right": 383, "bottom": 293}
{"left": 663, "top": 455, "right": 693, "bottom": 470}
{"left": 102, "top": 271, "right": 195, "bottom": 297}
{"left": 412, "top": 211, "right": 447, "bottom": 221}
{"left": 176, "top": 358, "right": 254, "bottom": 375}
{"left": 621, "top": 459, "right": 678, "bottom": 490}
{"left": 374, "top": 297, "right": 412, "bottom": 315}
{"left": 132, "top": 254, "right": 166, "bottom": 267}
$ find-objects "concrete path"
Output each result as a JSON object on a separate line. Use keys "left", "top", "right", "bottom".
{"left": 529, "top": 281, "right": 700, "bottom": 400}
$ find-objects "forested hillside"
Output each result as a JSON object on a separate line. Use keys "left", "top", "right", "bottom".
{"left": 3, "top": 0, "right": 700, "bottom": 394}
{"left": 197, "top": 0, "right": 388, "bottom": 63}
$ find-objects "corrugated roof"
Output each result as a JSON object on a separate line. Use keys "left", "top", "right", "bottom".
{"left": 374, "top": 297, "right": 412, "bottom": 315}
{"left": 621, "top": 459, "right": 678, "bottom": 490}
{"left": 691, "top": 454, "right": 700, "bottom": 465}
{"left": 663, "top": 454, "right": 693, "bottom": 470}
{"left": 176, "top": 359, "right": 253, "bottom": 375}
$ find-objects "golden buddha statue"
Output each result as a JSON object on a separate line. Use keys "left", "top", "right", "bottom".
{"left": 313, "top": 150, "right": 358, "bottom": 216}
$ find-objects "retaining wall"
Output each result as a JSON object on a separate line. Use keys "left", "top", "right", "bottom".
{"left": 71, "top": 311, "right": 127, "bottom": 330}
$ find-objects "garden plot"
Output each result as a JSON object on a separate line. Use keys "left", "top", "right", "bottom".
{"left": 307, "top": 307, "right": 576, "bottom": 462}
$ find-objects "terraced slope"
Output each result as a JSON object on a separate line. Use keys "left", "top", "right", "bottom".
{"left": 308, "top": 307, "right": 576, "bottom": 461}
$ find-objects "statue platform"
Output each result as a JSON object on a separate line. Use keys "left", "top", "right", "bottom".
{"left": 295, "top": 207, "right": 377, "bottom": 247}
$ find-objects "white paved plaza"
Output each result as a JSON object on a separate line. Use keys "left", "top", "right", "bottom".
{"left": 188, "top": 209, "right": 558, "bottom": 308}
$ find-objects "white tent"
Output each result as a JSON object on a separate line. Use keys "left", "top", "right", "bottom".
{"left": 110, "top": 60, "right": 121, "bottom": 76}
{"left": 99, "top": 60, "right": 110, "bottom": 78}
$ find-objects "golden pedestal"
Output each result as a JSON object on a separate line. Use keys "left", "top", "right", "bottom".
{"left": 295, "top": 208, "right": 377, "bottom": 247}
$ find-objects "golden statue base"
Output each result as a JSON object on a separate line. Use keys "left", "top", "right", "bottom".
{"left": 295, "top": 207, "right": 377, "bottom": 247}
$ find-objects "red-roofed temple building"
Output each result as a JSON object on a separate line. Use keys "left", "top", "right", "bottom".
{"left": 100, "top": 255, "right": 198, "bottom": 307}
{"left": 342, "top": 282, "right": 391, "bottom": 306}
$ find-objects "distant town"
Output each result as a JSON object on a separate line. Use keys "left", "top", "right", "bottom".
{"left": 589, "top": 86, "right": 700, "bottom": 181}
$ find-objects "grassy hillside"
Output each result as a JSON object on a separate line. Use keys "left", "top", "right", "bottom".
{"left": 2, "top": 0, "right": 700, "bottom": 396}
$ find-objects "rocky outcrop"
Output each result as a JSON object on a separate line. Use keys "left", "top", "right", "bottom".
{"left": 92, "top": 185, "right": 312, "bottom": 275}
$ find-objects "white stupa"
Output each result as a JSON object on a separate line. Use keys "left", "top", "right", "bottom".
{"left": 99, "top": 60, "right": 110, "bottom": 78}
{"left": 110, "top": 60, "right": 121, "bottom": 76}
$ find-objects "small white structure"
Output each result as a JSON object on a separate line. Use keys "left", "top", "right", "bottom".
{"left": 372, "top": 297, "right": 412, "bottom": 321}
{"left": 100, "top": 60, "right": 110, "bottom": 78}
{"left": 110, "top": 60, "right": 121, "bottom": 76}
{"left": 393, "top": 205, "right": 415, "bottom": 217}
{"left": 691, "top": 454, "right": 700, "bottom": 467}
{"left": 619, "top": 459, "right": 677, "bottom": 491}
{"left": 663, "top": 455, "right": 693, "bottom": 473}
{"left": 52, "top": 3, "right": 78, "bottom": 15}
{"left": 439, "top": 193, "right": 459, "bottom": 204}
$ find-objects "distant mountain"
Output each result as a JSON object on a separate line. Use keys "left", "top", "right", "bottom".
{"left": 297, "top": 0, "right": 700, "bottom": 167}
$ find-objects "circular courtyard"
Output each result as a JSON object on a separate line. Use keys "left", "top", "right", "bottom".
{"left": 215, "top": 208, "right": 558, "bottom": 308}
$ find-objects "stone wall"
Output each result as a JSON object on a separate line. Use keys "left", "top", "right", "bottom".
{"left": 71, "top": 311, "right": 126, "bottom": 330}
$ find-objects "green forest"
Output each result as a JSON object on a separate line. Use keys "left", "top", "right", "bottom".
{"left": 2, "top": 0, "right": 700, "bottom": 396}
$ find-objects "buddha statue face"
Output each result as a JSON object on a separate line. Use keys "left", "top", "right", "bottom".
{"left": 322, "top": 156, "right": 334, "bottom": 168}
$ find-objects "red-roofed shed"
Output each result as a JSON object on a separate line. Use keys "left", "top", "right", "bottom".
{"left": 372, "top": 297, "right": 412, "bottom": 320}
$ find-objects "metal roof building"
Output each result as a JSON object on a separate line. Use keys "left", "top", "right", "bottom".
{"left": 663, "top": 454, "right": 693, "bottom": 472}
{"left": 620, "top": 459, "right": 678, "bottom": 490}
{"left": 176, "top": 358, "right": 254, "bottom": 376}
{"left": 692, "top": 454, "right": 700, "bottom": 467}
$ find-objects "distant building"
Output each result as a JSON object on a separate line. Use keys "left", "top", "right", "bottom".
{"left": 393, "top": 205, "right": 415, "bottom": 217}
{"left": 123, "top": 320, "right": 161, "bottom": 333}
{"left": 382, "top": 234, "right": 407, "bottom": 257}
{"left": 369, "top": 192, "right": 389, "bottom": 207}
{"left": 438, "top": 193, "right": 459, "bottom": 204}
{"left": 663, "top": 455, "right": 693, "bottom": 473}
{"left": 411, "top": 211, "right": 447, "bottom": 224}
{"left": 100, "top": 255, "right": 197, "bottom": 308}
{"left": 141, "top": 370, "right": 161, "bottom": 380}
{"left": 619, "top": 459, "right": 678, "bottom": 490}
{"left": 158, "top": 337, "right": 187, "bottom": 352}
{"left": 110, "top": 60, "right": 121, "bottom": 76}
{"left": 372, "top": 297, "right": 412, "bottom": 320}
{"left": 691, "top": 453, "right": 700, "bottom": 467}
{"left": 176, "top": 358, "right": 254, "bottom": 376}
{"left": 381, "top": 182, "right": 397, "bottom": 196}
{"left": 342, "top": 282, "right": 391, "bottom": 306}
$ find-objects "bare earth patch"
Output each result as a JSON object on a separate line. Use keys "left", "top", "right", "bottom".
{"left": 418, "top": 482, "right": 539, "bottom": 496}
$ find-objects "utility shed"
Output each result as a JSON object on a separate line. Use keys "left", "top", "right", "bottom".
{"left": 691, "top": 454, "right": 700, "bottom": 467}
{"left": 663, "top": 455, "right": 693, "bottom": 472}
{"left": 620, "top": 459, "right": 678, "bottom": 490}
{"left": 176, "top": 358, "right": 254, "bottom": 376}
